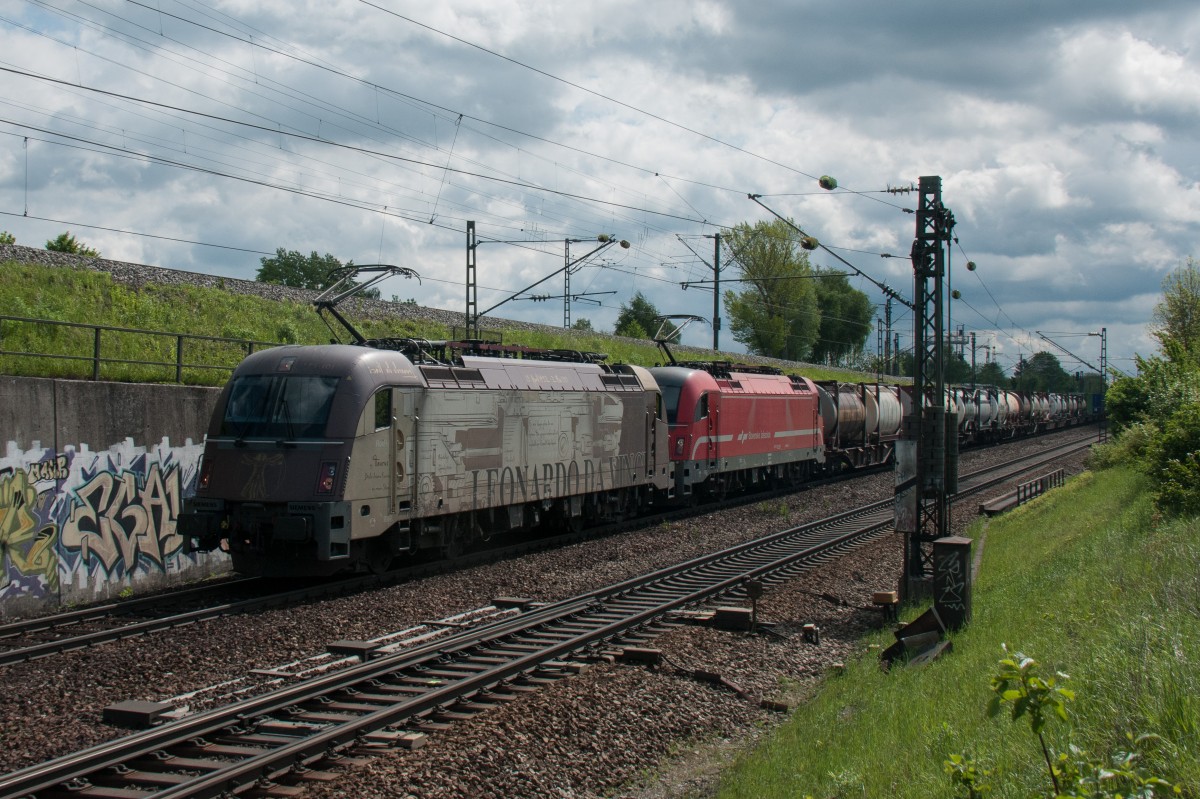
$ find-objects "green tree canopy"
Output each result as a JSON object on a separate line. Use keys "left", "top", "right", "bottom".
{"left": 721, "top": 219, "right": 820, "bottom": 361}
{"left": 1106, "top": 354, "right": 1200, "bottom": 432}
{"left": 256, "top": 248, "right": 349, "bottom": 290}
{"left": 570, "top": 318, "right": 594, "bottom": 332}
{"left": 1091, "top": 257, "right": 1200, "bottom": 517}
{"left": 943, "top": 351, "right": 972, "bottom": 384}
{"left": 1012, "top": 351, "right": 1073, "bottom": 392}
{"left": 976, "top": 361, "right": 1008, "bottom": 387}
{"left": 810, "top": 271, "right": 874, "bottom": 365}
{"left": 614, "top": 291, "right": 671, "bottom": 339}
{"left": 1151, "top": 256, "right": 1200, "bottom": 365}
{"left": 46, "top": 231, "right": 99, "bottom": 257}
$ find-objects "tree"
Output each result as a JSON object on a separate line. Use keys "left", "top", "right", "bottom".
{"left": 1151, "top": 257, "right": 1200, "bottom": 365}
{"left": 1012, "top": 351, "right": 1073, "bottom": 392}
{"left": 257, "top": 248, "right": 348, "bottom": 290}
{"left": 722, "top": 219, "right": 820, "bottom": 361}
{"left": 945, "top": 351, "right": 973, "bottom": 384}
{"left": 571, "top": 318, "right": 594, "bottom": 332}
{"left": 46, "top": 231, "right": 99, "bottom": 257}
{"left": 0, "top": 231, "right": 14, "bottom": 245}
{"left": 1106, "top": 354, "right": 1200, "bottom": 432}
{"left": 810, "top": 271, "right": 874, "bottom": 365}
{"left": 256, "top": 248, "right": 379, "bottom": 299}
{"left": 614, "top": 291, "right": 670, "bottom": 340}
{"left": 976, "top": 361, "right": 1008, "bottom": 387}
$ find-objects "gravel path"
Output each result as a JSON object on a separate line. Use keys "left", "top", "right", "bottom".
{"left": 0, "top": 429, "right": 1092, "bottom": 797}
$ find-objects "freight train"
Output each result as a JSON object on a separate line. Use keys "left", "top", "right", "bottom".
{"left": 180, "top": 340, "right": 1092, "bottom": 578}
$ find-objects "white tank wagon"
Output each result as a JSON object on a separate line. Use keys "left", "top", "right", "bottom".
{"left": 816, "top": 382, "right": 900, "bottom": 469}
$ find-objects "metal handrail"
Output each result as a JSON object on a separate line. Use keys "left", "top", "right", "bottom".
{"left": 0, "top": 314, "right": 279, "bottom": 384}
{"left": 1016, "top": 468, "right": 1065, "bottom": 505}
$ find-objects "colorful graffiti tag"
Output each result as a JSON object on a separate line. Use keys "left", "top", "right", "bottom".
{"left": 0, "top": 464, "right": 59, "bottom": 593}
{"left": 0, "top": 437, "right": 226, "bottom": 606}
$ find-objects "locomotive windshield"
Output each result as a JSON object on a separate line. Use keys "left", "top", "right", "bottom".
{"left": 221, "top": 375, "right": 339, "bottom": 438}
{"left": 659, "top": 384, "right": 681, "bottom": 424}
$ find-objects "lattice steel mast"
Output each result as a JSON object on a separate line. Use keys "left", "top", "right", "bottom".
{"left": 899, "top": 176, "right": 957, "bottom": 594}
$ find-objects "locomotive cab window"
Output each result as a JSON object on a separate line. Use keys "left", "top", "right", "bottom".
{"left": 374, "top": 388, "right": 392, "bottom": 430}
{"left": 695, "top": 393, "right": 709, "bottom": 422}
{"left": 221, "top": 375, "right": 339, "bottom": 438}
{"left": 660, "top": 385, "right": 681, "bottom": 424}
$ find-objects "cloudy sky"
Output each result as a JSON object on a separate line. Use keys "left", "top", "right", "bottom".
{"left": 1, "top": 1, "right": 1197, "bottom": 376}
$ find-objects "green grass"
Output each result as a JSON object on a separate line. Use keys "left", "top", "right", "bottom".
{"left": 0, "top": 259, "right": 876, "bottom": 385}
{"left": 717, "top": 466, "right": 1199, "bottom": 798}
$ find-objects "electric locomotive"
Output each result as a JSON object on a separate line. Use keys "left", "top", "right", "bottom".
{"left": 180, "top": 266, "right": 672, "bottom": 577}
{"left": 650, "top": 361, "right": 825, "bottom": 498}
{"left": 181, "top": 343, "right": 671, "bottom": 576}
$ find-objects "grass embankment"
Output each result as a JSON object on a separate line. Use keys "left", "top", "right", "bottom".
{"left": 717, "top": 466, "right": 1199, "bottom": 798}
{"left": 0, "top": 260, "right": 868, "bottom": 385}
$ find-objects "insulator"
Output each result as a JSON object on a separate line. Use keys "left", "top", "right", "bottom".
{"left": 951, "top": 289, "right": 961, "bottom": 299}
{"left": 800, "top": 236, "right": 819, "bottom": 250}
{"left": 966, "top": 261, "right": 977, "bottom": 271}
{"left": 619, "top": 240, "right": 631, "bottom": 249}
{"left": 818, "top": 175, "right": 838, "bottom": 191}
{"left": 597, "top": 234, "right": 611, "bottom": 242}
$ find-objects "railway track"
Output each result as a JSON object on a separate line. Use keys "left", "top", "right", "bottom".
{"left": 0, "top": 427, "right": 1083, "bottom": 674}
{"left": 0, "top": 431, "right": 1093, "bottom": 799}
{"left": 0, "top": 427, "right": 1092, "bottom": 669}
{"left": 0, "top": 575, "right": 397, "bottom": 669}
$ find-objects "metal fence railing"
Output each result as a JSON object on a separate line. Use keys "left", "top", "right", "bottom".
{"left": 1015, "top": 468, "right": 1065, "bottom": 506}
{"left": 0, "top": 314, "right": 279, "bottom": 384}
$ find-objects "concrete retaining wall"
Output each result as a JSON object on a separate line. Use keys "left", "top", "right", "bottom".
{"left": 0, "top": 376, "right": 228, "bottom": 616}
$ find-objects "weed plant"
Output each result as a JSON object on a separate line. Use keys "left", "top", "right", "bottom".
{"left": 716, "top": 467, "right": 1198, "bottom": 798}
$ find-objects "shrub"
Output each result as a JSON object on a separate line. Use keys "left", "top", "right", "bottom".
{"left": 275, "top": 321, "right": 300, "bottom": 344}
{"left": 45, "top": 231, "right": 100, "bottom": 257}
{"left": 1148, "top": 402, "right": 1200, "bottom": 516}
{"left": 1086, "top": 422, "right": 1156, "bottom": 472}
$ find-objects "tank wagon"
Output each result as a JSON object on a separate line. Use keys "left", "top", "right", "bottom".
{"left": 814, "top": 382, "right": 903, "bottom": 469}
{"left": 952, "top": 386, "right": 1092, "bottom": 443}
{"left": 182, "top": 343, "right": 671, "bottom": 576}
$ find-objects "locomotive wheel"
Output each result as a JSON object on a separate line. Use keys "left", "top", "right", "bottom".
{"left": 440, "top": 516, "right": 467, "bottom": 560}
{"left": 555, "top": 507, "right": 583, "bottom": 535}
{"left": 364, "top": 540, "right": 394, "bottom": 575}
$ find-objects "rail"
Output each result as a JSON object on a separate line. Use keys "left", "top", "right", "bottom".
{"left": 0, "top": 314, "right": 278, "bottom": 384}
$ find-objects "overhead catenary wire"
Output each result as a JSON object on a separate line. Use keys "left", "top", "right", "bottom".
{"left": 0, "top": 4, "right": 1123, "bottom": 363}
{"left": 1, "top": 4, "right": 903, "bottom": 273}
{"left": 30, "top": 0, "right": 806, "bottom": 211}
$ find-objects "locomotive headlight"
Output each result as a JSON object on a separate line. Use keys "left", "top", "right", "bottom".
{"left": 315, "top": 461, "right": 338, "bottom": 495}
{"left": 675, "top": 437, "right": 685, "bottom": 456}
{"left": 198, "top": 458, "right": 212, "bottom": 491}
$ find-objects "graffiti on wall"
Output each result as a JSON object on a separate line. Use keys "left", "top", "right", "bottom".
{"left": 0, "top": 464, "right": 60, "bottom": 593}
{"left": 0, "top": 437, "right": 218, "bottom": 604}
